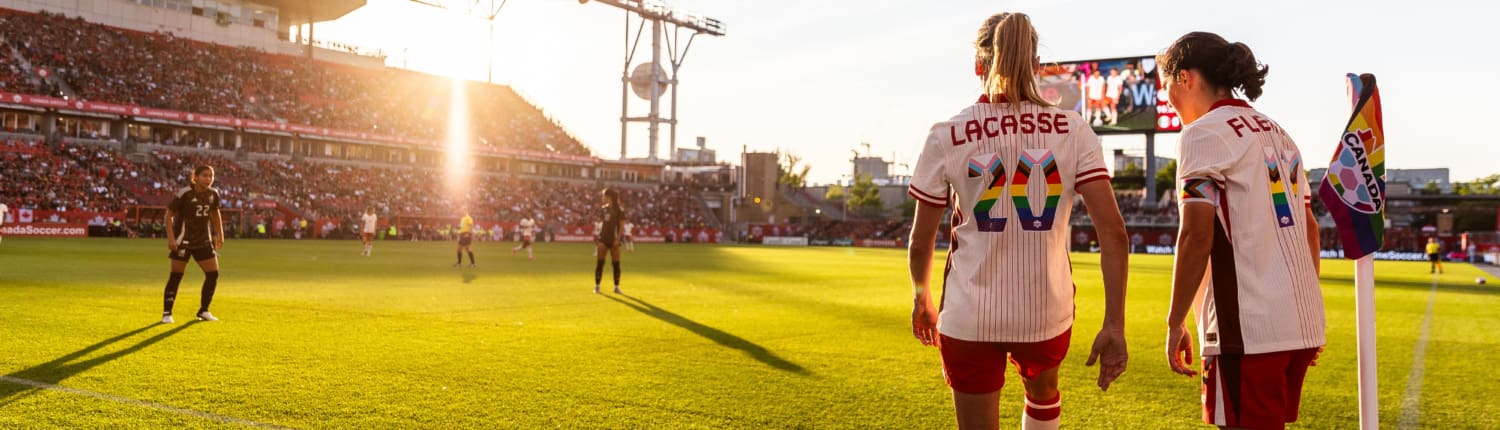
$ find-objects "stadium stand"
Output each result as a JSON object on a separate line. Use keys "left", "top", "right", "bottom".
{"left": 0, "top": 8, "right": 588, "bottom": 156}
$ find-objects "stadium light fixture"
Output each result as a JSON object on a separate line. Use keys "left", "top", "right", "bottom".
{"left": 577, "top": 0, "right": 725, "bottom": 161}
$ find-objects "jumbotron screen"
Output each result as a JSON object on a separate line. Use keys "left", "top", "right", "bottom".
{"left": 1038, "top": 56, "right": 1181, "bottom": 134}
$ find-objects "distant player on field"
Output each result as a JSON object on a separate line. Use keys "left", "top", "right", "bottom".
{"left": 1160, "top": 32, "right": 1326, "bottom": 430}
{"left": 906, "top": 13, "right": 1129, "bottom": 430}
{"left": 512, "top": 216, "right": 536, "bottom": 260}
{"left": 593, "top": 188, "right": 625, "bottom": 294}
{"left": 592, "top": 219, "right": 604, "bottom": 257}
{"left": 361, "top": 206, "right": 378, "bottom": 256}
{"left": 0, "top": 200, "right": 7, "bottom": 244}
{"left": 622, "top": 220, "right": 635, "bottom": 252}
{"left": 454, "top": 207, "right": 475, "bottom": 267}
{"left": 161, "top": 165, "right": 226, "bottom": 323}
{"left": 1426, "top": 237, "right": 1443, "bottom": 274}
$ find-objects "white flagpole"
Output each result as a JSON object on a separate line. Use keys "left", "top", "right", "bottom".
{"left": 1355, "top": 254, "right": 1378, "bottom": 429}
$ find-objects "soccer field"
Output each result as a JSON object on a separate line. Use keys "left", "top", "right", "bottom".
{"left": 0, "top": 238, "right": 1496, "bottom": 429}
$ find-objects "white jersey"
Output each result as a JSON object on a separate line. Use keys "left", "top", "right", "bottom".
{"left": 1, "top": 202, "right": 7, "bottom": 225}
{"left": 362, "top": 213, "right": 378, "bottom": 234}
{"left": 519, "top": 218, "right": 536, "bottom": 238}
{"left": 908, "top": 95, "right": 1110, "bottom": 343}
{"left": 1105, "top": 75, "right": 1125, "bottom": 99}
{"left": 1086, "top": 75, "right": 1106, "bottom": 100}
{"left": 1176, "top": 99, "right": 1324, "bottom": 356}
{"left": 623, "top": 222, "right": 634, "bottom": 236}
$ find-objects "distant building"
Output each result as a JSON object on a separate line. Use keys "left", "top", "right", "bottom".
{"left": 673, "top": 137, "right": 716, "bottom": 164}
{"left": 853, "top": 155, "right": 891, "bottom": 181}
{"left": 1112, "top": 149, "right": 1173, "bottom": 175}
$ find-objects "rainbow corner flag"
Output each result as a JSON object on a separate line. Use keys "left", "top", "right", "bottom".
{"left": 1318, "top": 73, "right": 1385, "bottom": 260}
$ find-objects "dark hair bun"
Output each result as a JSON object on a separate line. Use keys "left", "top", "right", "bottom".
{"left": 1218, "top": 42, "right": 1269, "bottom": 101}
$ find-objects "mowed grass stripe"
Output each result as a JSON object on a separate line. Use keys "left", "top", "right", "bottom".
{"left": 1, "top": 237, "right": 1496, "bottom": 428}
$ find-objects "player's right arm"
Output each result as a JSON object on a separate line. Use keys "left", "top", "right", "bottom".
{"left": 906, "top": 125, "right": 948, "bottom": 348}
{"left": 164, "top": 208, "right": 178, "bottom": 252}
{"left": 165, "top": 193, "right": 181, "bottom": 252}
{"left": 1167, "top": 202, "right": 1213, "bottom": 377}
{"left": 908, "top": 201, "right": 943, "bottom": 347}
{"left": 1166, "top": 129, "right": 1231, "bottom": 377}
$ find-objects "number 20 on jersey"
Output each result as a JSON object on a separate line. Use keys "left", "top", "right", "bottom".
{"left": 968, "top": 149, "right": 1063, "bottom": 233}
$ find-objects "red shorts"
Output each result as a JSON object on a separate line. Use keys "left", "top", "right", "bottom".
{"left": 1203, "top": 348, "right": 1319, "bottom": 430}
{"left": 938, "top": 329, "right": 1071, "bottom": 394}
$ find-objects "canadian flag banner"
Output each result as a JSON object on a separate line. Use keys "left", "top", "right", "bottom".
{"left": 18, "top": 208, "right": 34, "bottom": 223}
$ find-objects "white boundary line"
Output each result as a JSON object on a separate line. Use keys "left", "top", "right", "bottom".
{"left": 1396, "top": 276, "right": 1439, "bottom": 430}
{"left": 0, "top": 376, "right": 292, "bottom": 429}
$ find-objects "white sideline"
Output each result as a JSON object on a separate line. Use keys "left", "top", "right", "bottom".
{"left": 0, "top": 376, "right": 292, "bottom": 429}
{"left": 1396, "top": 276, "right": 1439, "bottom": 430}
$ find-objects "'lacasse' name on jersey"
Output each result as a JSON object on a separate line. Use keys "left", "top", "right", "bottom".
{"left": 951, "top": 112, "right": 1070, "bottom": 146}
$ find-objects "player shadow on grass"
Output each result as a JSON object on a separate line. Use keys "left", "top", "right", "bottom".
{"left": 461, "top": 270, "right": 477, "bottom": 284}
{"left": 0, "top": 322, "right": 197, "bottom": 408}
{"left": 605, "top": 294, "right": 810, "bottom": 375}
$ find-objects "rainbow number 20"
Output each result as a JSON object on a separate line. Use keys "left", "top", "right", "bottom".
{"left": 969, "top": 149, "right": 1063, "bottom": 233}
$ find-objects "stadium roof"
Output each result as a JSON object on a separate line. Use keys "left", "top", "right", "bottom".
{"left": 261, "top": 0, "right": 366, "bottom": 23}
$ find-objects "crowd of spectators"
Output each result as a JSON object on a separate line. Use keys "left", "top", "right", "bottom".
{"left": 2, "top": 139, "right": 714, "bottom": 238}
{"left": 0, "top": 8, "right": 590, "bottom": 157}
{"left": 0, "top": 138, "right": 139, "bottom": 212}
{"left": 251, "top": 158, "right": 709, "bottom": 230}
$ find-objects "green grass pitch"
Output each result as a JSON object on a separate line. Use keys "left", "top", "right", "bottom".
{"left": 1, "top": 237, "right": 1496, "bottom": 429}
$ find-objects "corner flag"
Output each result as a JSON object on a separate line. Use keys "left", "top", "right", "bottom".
{"left": 1318, "top": 73, "right": 1385, "bottom": 259}
{"left": 1318, "top": 73, "right": 1384, "bottom": 430}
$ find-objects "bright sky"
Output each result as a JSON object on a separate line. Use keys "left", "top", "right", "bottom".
{"left": 311, "top": 0, "right": 1496, "bottom": 185}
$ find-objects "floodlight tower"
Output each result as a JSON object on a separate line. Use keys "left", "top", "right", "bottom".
{"left": 578, "top": 0, "right": 726, "bottom": 161}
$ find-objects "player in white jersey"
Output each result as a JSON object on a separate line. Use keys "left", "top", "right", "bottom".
{"left": 1104, "top": 68, "right": 1125, "bottom": 125}
{"left": 906, "top": 13, "right": 1129, "bottom": 430}
{"left": 622, "top": 221, "right": 635, "bottom": 252}
{"left": 1159, "top": 32, "right": 1325, "bottom": 430}
{"left": 1085, "top": 69, "right": 1107, "bottom": 125}
{"left": 511, "top": 217, "right": 536, "bottom": 260}
{"left": 360, "top": 207, "right": 378, "bottom": 256}
{"left": 0, "top": 201, "right": 7, "bottom": 244}
{"left": 591, "top": 220, "right": 604, "bottom": 257}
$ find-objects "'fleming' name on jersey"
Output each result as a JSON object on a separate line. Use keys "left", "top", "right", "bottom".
{"left": 951, "top": 112, "right": 1070, "bottom": 146}
{"left": 1226, "top": 114, "right": 1287, "bottom": 138}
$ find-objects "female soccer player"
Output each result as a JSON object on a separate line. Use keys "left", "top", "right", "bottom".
{"left": 512, "top": 216, "right": 536, "bottom": 260}
{"left": 454, "top": 207, "right": 475, "bottom": 267}
{"left": 360, "top": 206, "right": 377, "bottom": 256}
{"left": 161, "top": 165, "right": 226, "bottom": 323}
{"left": 1160, "top": 32, "right": 1325, "bottom": 430}
{"left": 907, "top": 13, "right": 1129, "bottom": 430}
{"left": 593, "top": 188, "right": 625, "bottom": 294}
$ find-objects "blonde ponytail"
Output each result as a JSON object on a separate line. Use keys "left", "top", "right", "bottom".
{"left": 982, "top": 13, "right": 1051, "bottom": 107}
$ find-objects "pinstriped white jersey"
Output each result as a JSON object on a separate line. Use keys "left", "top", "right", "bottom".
{"left": 519, "top": 218, "right": 536, "bottom": 238}
{"left": 1176, "top": 99, "right": 1325, "bottom": 355}
{"left": 908, "top": 96, "right": 1110, "bottom": 343}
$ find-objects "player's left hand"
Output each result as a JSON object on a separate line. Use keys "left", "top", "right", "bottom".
{"left": 213, "top": 237, "right": 224, "bottom": 250}
{"left": 1086, "top": 326, "right": 1127, "bottom": 391}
